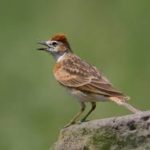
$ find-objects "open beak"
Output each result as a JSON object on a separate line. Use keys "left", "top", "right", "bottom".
{"left": 37, "top": 41, "right": 48, "bottom": 51}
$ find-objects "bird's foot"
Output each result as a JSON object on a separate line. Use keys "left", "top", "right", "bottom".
{"left": 78, "top": 119, "right": 89, "bottom": 124}
{"left": 63, "top": 121, "right": 76, "bottom": 128}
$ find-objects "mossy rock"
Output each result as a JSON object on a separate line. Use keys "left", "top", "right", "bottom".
{"left": 53, "top": 111, "right": 150, "bottom": 150}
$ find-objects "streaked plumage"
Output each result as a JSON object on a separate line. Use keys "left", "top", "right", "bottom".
{"left": 38, "top": 33, "right": 141, "bottom": 127}
{"left": 54, "top": 53, "right": 127, "bottom": 100}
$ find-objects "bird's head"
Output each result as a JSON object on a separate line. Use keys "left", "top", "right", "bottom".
{"left": 38, "top": 33, "right": 72, "bottom": 61}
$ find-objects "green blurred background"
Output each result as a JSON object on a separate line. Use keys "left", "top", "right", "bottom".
{"left": 0, "top": 0, "right": 150, "bottom": 150}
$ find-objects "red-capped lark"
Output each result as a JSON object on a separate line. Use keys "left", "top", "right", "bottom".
{"left": 38, "top": 33, "right": 141, "bottom": 127}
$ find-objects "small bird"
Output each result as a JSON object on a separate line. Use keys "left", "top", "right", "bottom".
{"left": 38, "top": 33, "right": 141, "bottom": 127}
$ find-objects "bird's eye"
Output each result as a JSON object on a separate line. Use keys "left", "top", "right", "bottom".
{"left": 51, "top": 41, "right": 58, "bottom": 46}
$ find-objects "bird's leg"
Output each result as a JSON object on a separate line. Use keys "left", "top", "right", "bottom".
{"left": 64, "top": 102, "right": 86, "bottom": 128}
{"left": 80, "top": 102, "right": 96, "bottom": 122}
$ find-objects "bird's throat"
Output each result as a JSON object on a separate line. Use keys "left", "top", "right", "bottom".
{"left": 51, "top": 52, "right": 67, "bottom": 62}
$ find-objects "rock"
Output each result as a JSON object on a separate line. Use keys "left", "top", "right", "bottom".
{"left": 54, "top": 111, "right": 150, "bottom": 150}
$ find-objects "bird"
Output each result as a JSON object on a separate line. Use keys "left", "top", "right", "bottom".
{"left": 38, "top": 33, "right": 141, "bottom": 127}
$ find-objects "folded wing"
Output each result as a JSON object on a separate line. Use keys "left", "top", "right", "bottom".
{"left": 54, "top": 54, "right": 126, "bottom": 99}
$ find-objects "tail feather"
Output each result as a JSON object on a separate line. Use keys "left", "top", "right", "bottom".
{"left": 110, "top": 97, "right": 141, "bottom": 113}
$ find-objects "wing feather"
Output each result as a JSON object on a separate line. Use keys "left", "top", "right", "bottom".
{"left": 54, "top": 54, "right": 125, "bottom": 98}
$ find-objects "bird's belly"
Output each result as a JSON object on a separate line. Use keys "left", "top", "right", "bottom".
{"left": 67, "top": 88, "right": 108, "bottom": 102}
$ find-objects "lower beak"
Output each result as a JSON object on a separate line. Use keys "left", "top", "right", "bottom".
{"left": 37, "top": 41, "right": 48, "bottom": 51}
{"left": 37, "top": 47, "right": 47, "bottom": 50}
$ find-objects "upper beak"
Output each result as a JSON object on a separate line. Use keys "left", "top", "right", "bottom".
{"left": 37, "top": 41, "right": 48, "bottom": 51}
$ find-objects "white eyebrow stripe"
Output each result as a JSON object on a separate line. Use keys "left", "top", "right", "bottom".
{"left": 46, "top": 40, "right": 58, "bottom": 45}
{"left": 46, "top": 41, "right": 51, "bottom": 45}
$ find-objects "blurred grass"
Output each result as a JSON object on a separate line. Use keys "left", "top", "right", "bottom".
{"left": 0, "top": 0, "right": 150, "bottom": 150}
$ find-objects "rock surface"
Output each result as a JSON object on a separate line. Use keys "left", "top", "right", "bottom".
{"left": 54, "top": 111, "right": 150, "bottom": 150}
